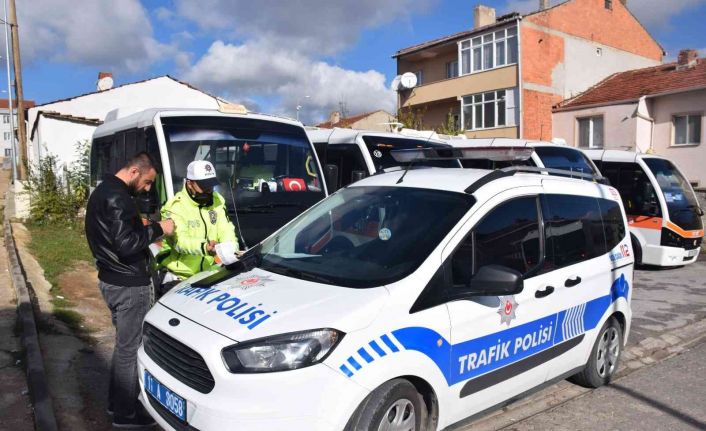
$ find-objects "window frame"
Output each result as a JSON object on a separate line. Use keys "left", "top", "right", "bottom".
{"left": 577, "top": 115, "right": 604, "bottom": 149}
{"left": 459, "top": 25, "right": 518, "bottom": 75}
{"left": 414, "top": 70, "right": 424, "bottom": 86}
{"left": 461, "top": 89, "right": 508, "bottom": 131}
{"left": 672, "top": 113, "right": 702, "bottom": 146}
{"left": 446, "top": 60, "right": 459, "bottom": 79}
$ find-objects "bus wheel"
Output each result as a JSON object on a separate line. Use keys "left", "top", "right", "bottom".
{"left": 631, "top": 234, "right": 642, "bottom": 266}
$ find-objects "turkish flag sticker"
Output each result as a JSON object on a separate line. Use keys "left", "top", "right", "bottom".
{"left": 283, "top": 178, "right": 306, "bottom": 192}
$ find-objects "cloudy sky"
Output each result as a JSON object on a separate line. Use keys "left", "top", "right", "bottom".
{"left": 14, "top": 0, "right": 706, "bottom": 124}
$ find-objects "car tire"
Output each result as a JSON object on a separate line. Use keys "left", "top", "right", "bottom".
{"left": 570, "top": 316, "right": 623, "bottom": 388}
{"left": 345, "top": 378, "right": 427, "bottom": 431}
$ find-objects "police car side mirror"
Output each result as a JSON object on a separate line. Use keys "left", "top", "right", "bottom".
{"left": 468, "top": 265, "right": 524, "bottom": 296}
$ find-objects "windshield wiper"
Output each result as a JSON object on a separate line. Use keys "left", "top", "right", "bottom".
{"left": 244, "top": 203, "right": 309, "bottom": 209}
{"left": 191, "top": 245, "right": 262, "bottom": 287}
{"left": 266, "top": 265, "right": 335, "bottom": 285}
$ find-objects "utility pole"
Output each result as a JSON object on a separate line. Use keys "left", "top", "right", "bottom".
{"left": 8, "top": 0, "right": 26, "bottom": 180}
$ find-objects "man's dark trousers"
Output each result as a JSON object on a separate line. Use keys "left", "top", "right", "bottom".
{"left": 99, "top": 281, "right": 152, "bottom": 417}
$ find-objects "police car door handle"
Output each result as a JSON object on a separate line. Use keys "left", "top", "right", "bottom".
{"left": 535, "top": 286, "right": 555, "bottom": 298}
{"left": 564, "top": 276, "right": 582, "bottom": 288}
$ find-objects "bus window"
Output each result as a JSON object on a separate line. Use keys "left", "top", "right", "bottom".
{"left": 600, "top": 162, "right": 661, "bottom": 217}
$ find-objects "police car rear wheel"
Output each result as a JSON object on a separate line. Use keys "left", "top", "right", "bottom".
{"left": 570, "top": 316, "right": 623, "bottom": 388}
{"left": 345, "top": 379, "right": 426, "bottom": 431}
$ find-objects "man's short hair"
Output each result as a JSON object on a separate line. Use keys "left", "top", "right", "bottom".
{"left": 124, "top": 152, "right": 157, "bottom": 173}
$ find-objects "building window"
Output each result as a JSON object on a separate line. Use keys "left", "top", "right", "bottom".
{"left": 673, "top": 114, "right": 701, "bottom": 145}
{"left": 605, "top": 0, "right": 613, "bottom": 10}
{"left": 460, "top": 25, "right": 517, "bottom": 75}
{"left": 414, "top": 70, "right": 423, "bottom": 85}
{"left": 577, "top": 116, "right": 604, "bottom": 148}
{"left": 2, "top": 114, "right": 8, "bottom": 124}
{"left": 4, "top": 148, "right": 10, "bottom": 157}
{"left": 446, "top": 60, "right": 459, "bottom": 79}
{"left": 462, "top": 90, "right": 507, "bottom": 130}
{"left": 3, "top": 132, "right": 10, "bottom": 141}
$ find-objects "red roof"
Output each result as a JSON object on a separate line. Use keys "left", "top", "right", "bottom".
{"left": 0, "top": 99, "right": 36, "bottom": 109}
{"left": 555, "top": 58, "right": 706, "bottom": 111}
{"left": 316, "top": 111, "right": 381, "bottom": 129}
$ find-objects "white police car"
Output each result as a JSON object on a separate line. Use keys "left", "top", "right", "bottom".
{"left": 137, "top": 150, "right": 633, "bottom": 430}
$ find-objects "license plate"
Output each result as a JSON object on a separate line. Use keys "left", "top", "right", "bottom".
{"left": 144, "top": 370, "right": 187, "bottom": 422}
{"left": 686, "top": 248, "right": 699, "bottom": 257}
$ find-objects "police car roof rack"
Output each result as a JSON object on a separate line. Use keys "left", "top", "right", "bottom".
{"left": 464, "top": 166, "right": 608, "bottom": 194}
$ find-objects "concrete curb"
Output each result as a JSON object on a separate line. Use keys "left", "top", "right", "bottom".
{"left": 4, "top": 220, "right": 59, "bottom": 431}
{"left": 459, "top": 317, "right": 706, "bottom": 431}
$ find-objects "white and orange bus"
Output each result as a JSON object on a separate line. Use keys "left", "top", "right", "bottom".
{"left": 586, "top": 150, "right": 703, "bottom": 266}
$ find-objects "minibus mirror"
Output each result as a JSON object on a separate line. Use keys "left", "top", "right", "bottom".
{"left": 351, "top": 170, "right": 367, "bottom": 183}
{"left": 325, "top": 164, "right": 339, "bottom": 192}
{"left": 467, "top": 265, "right": 524, "bottom": 296}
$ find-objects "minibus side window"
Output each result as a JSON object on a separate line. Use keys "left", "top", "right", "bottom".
{"left": 603, "top": 162, "right": 661, "bottom": 217}
{"left": 326, "top": 144, "right": 368, "bottom": 187}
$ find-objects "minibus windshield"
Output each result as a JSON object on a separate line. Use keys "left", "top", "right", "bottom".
{"left": 362, "top": 136, "right": 461, "bottom": 171}
{"left": 643, "top": 158, "right": 702, "bottom": 231}
{"left": 258, "top": 186, "right": 474, "bottom": 288}
{"left": 162, "top": 116, "right": 325, "bottom": 246}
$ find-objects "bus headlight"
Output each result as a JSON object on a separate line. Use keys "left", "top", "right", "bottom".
{"left": 221, "top": 329, "right": 344, "bottom": 373}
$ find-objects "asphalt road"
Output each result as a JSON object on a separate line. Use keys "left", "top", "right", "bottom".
{"left": 502, "top": 338, "right": 706, "bottom": 430}
{"left": 629, "top": 258, "right": 706, "bottom": 346}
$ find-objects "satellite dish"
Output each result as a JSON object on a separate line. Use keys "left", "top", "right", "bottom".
{"left": 390, "top": 75, "right": 402, "bottom": 91}
{"left": 97, "top": 76, "right": 114, "bottom": 91}
{"left": 400, "top": 72, "right": 418, "bottom": 89}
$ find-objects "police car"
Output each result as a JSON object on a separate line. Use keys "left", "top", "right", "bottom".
{"left": 137, "top": 148, "right": 633, "bottom": 430}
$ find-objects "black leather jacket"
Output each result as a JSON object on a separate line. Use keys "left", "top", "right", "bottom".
{"left": 85, "top": 175, "right": 163, "bottom": 287}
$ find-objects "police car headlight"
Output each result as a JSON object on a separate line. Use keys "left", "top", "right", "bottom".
{"left": 221, "top": 328, "right": 344, "bottom": 373}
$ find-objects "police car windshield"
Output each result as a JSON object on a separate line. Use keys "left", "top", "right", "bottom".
{"left": 258, "top": 186, "right": 474, "bottom": 288}
{"left": 162, "top": 116, "right": 326, "bottom": 246}
{"left": 643, "top": 158, "right": 702, "bottom": 230}
{"left": 362, "top": 136, "right": 461, "bottom": 171}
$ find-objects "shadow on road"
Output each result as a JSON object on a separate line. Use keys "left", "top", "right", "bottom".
{"left": 610, "top": 383, "right": 706, "bottom": 429}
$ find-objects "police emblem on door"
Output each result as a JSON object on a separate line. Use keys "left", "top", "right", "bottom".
{"left": 498, "top": 296, "right": 518, "bottom": 326}
{"left": 209, "top": 210, "right": 217, "bottom": 224}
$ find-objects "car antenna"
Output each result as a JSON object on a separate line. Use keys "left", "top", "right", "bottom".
{"left": 227, "top": 178, "right": 248, "bottom": 250}
{"left": 397, "top": 131, "right": 435, "bottom": 184}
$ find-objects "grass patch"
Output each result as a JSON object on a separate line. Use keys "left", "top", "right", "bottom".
{"left": 26, "top": 222, "right": 93, "bottom": 333}
{"left": 26, "top": 223, "right": 93, "bottom": 287}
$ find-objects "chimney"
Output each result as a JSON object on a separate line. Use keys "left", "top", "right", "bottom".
{"left": 539, "top": 0, "right": 550, "bottom": 10}
{"left": 474, "top": 5, "right": 496, "bottom": 28}
{"left": 677, "top": 49, "right": 698, "bottom": 70}
{"left": 328, "top": 111, "right": 341, "bottom": 125}
{"left": 96, "top": 71, "right": 114, "bottom": 91}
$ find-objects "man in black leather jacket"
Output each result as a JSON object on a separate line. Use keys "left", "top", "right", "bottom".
{"left": 85, "top": 152, "right": 175, "bottom": 428}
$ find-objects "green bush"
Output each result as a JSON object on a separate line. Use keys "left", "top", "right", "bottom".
{"left": 24, "top": 141, "right": 90, "bottom": 226}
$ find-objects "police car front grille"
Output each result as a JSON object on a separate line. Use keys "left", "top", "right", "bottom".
{"left": 143, "top": 323, "right": 215, "bottom": 394}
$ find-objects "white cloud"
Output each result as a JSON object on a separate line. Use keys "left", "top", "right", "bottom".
{"left": 173, "top": 0, "right": 435, "bottom": 55}
{"left": 183, "top": 40, "right": 395, "bottom": 123}
{"left": 16, "top": 0, "right": 177, "bottom": 73}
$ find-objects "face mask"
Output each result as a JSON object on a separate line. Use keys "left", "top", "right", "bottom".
{"left": 189, "top": 189, "right": 213, "bottom": 207}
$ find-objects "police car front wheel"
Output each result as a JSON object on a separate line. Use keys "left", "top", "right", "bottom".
{"left": 570, "top": 316, "right": 623, "bottom": 388}
{"left": 345, "top": 379, "right": 427, "bottom": 431}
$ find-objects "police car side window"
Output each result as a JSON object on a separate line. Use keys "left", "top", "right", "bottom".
{"left": 598, "top": 198, "right": 626, "bottom": 250}
{"left": 542, "top": 195, "right": 606, "bottom": 269}
{"left": 451, "top": 196, "right": 541, "bottom": 286}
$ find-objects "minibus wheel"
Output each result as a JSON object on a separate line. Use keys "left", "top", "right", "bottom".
{"left": 631, "top": 234, "right": 642, "bottom": 266}
{"left": 345, "top": 378, "right": 426, "bottom": 431}
{"left": 569, "top": 316, "right": 623, "bottom": 388}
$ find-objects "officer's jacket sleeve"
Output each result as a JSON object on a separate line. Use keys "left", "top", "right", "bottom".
{"left": 216, "top": 204, "right": 238, "bottom": 250}
{"left": 107, "top": 194, "right": 163, "bottom": 259}
{"left": 162, "top": 199, "right": 207, "bottom": 256}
